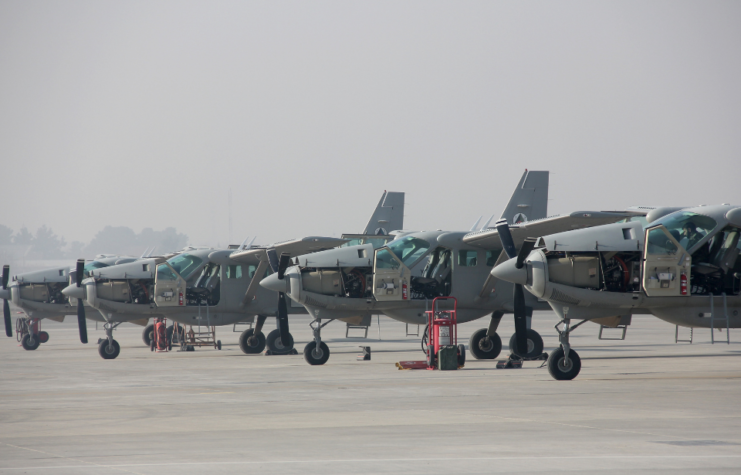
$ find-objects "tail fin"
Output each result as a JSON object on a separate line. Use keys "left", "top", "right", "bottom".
{"left": 362, "top": 191, "right": 405, "bottom": 235}
{"left": 499, "top": 170, "right": 549, "bottom": 224}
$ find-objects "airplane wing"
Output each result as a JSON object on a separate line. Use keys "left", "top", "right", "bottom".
{"left": 229, "top": 236, "right": 348, "bottom": 263}
{"left": 462, "top": 210, "right": 646, "bottom": 250}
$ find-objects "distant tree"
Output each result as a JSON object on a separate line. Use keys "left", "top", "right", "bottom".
{"left": 155, "top": 227, "right": 189, "bottom": 254}
{"left": 34, "top": 225, "right": 67, "bottom": 259}
{"left": 84, "top": 226, "right": 138, "bottom": 257}
{"left": 13, "top": 226, "right": 34, "bottom": 246}
{"left": 0, "top": 225, "right": 12, "bottom": 245}
{"left": 66, "top": 241, "right": 86, "bottom": 259}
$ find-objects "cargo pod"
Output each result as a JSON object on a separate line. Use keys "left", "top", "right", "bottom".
{"left": 643, "top": 225, "right": 691, "bottom": 297}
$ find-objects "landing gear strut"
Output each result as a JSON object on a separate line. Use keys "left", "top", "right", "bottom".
{"left": 98, "top": 322, "right": 122, "bottom": 360}
{"left": 303, "top": 317, "right": 334, "bottom": 365}
{"left": 547, "top": 318, "right": 586, "bottom": 380}
{"left": 16, "top": 318, "right": 47, "bottom": 351}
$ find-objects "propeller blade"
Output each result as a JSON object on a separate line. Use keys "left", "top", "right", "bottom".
{"left": 265, "top": 249, "right": 279, "bottom": 274}
{"left": 75, "top": 259, "right": 84, "bottom": 287}
{"left": 516, "top": 237, "right": 537, "bottom": 269}
{"left": 512, "top": 283, "right": 528, "bottom": 357}
{"left": 3, "top": 299, "right": 11, "bottom": 338}
{"left": 77, "top": 298, "right": 88, "bottom": 344}
{"left": 277, "top": 253, "right": 291, "bottom": 280}
{"left": 277, "top": 292, "right": 290, "bottom": 343}
{"left": 495, "top": 219, "right": 517, "bottom": 259}
{"left": 2, "top": 265, "right": 8, "bottom": 289}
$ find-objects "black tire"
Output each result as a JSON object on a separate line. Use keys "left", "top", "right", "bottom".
{"left": 216, "top": 340, "right": 222, "bottom": 350}
{"left": 266, "top": 329, "right": 294, "bottom": 355}
{"left": 303, "top": 341, "right": 330, "bottom": 365}
{"left": 98, "top": 339, "right": 121, "bottom": 359}
{"left": 468, "top": 329, "right": 502, "bottom": 360}
{"left": 238, "top": 329, "right": 266, "bottom": 354}
{"left": 547, "top": 347, "right": 581, "bottom": 380}
{"left": 509, "top": 329, "right": 544, "bottom": 359}
{"left": 142, "top": 324, "right": 154, "bottom": 346}
{"left": 38, "top": 331, "right": 49, "bottom": 343}
{"left": 457, "top": 344, "right": 466, "bottom": 367}
{"left": 150, "top": 340, "right": 155, "bottom": 352}
{"left": 21, "top": 334, "right": 40, "bottom": 351}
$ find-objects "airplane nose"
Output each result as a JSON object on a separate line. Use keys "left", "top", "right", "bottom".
{"left": 490, "top": 258, "right": 528, "bottom": 285}
{"left": 62, "top": 284, "right": 86, "bottom": 300}
{"left": 260, "top": 272, "right": 289, "bottom": 293}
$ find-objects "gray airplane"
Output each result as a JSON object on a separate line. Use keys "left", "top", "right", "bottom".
{"left": 260, "top": 170, "right": 644, "bottom": 366}
{"left": 0, "top": 254, "right": 143, "bottom": 350}
{"left": 62, "top": 191, "right": 404, "bottom": 359}
{"left": 491, "top": 204, "right": 741, "bottom": 380}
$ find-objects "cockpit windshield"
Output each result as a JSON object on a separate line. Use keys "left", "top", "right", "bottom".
{"left": 83, "top": 261, "right": 108, "bottom": 277}
{"left": 385, "top": 236, "right": 431, "bottom": 268}
{"left": 653, "top": 212, "right": 718, "bottom": 251}
{"left": 157, "top": 254, "right": 204, "bottom": 281}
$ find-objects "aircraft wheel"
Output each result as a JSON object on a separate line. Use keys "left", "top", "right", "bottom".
{"left": 21, "top": 334, "right": 40, "bottom": 351}
{"left": 267, "top": 329, "right": 294, "bottom": 355}
{"left": 509, "top": 329, "right": 544, "bottom": 359}
{"left": 216, "top": 340, "right": 222, "bottom": 350}
{"left": 39, "top": 331, "right": 49, "bottom": 343}
{"left": 457, "top": 344, "right": 466, "bottom": 367}
{"left": 142, "top": 324, "right": 154, "bottom": 346}
{"left": 303, "top": 341, "right": 330, "bottom": 365}
{"left": 547, "top": 347, "right": 581, "bottom": 381}
{"left": 98, "top": 339, "right": 121, "bottom": 360}
{"left": 238, "top": 329, "right": 266, "bottom": 354}
{"left": 468, "top": 329, "right": 501, "bottom": 360}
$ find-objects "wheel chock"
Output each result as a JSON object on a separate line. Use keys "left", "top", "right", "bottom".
{"left": 264, "top": 348, "right": 299, "bottom": 355}
{"left": 357, "top": 346, "right": 371, "bottom": 361}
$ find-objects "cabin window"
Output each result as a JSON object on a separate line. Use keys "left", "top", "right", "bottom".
{"left": 458, "top": 250, "right": 478, "bottom": 267}
{"left": 227, "top": 265, "right": 243, "bottom": 279}
{"left": 247, "top": 265, "right": 257, "bottom": 278}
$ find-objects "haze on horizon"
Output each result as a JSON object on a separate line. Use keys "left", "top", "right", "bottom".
{"left": 2, "top": 1, "right": 740, "bottom": 252}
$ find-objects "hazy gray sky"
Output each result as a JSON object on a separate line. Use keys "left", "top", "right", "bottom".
{"left": 2, "top": 1, "right": 740, "bottom": 249}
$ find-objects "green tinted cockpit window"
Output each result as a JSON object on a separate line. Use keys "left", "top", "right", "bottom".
{"left": 646, "top": 228, "right": 679, "bottom": 256}
{"left": 164, "top": 253, "right": 204, "bottom": 279}
{"left": 83, "top": 261, "right": 108, "bottom": 276}
{"left": 653, "top": 212, "right": 717, "bottom": 251}
{"left": 386, "top": 236, "right": 431, "bottom": 267}
{"left": 375, "top": 248, "right": 401, "bottom": 269}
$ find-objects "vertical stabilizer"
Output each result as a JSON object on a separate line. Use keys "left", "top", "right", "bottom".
{"left": 362, "top": 191, "right": 405, "bottom": 235}
{"left": 499, "top": 170, "right": 549, "bottom": 224}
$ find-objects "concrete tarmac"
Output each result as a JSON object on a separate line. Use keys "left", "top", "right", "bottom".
{"left": 1, "top": 312, "right": 740, "bottom": 474}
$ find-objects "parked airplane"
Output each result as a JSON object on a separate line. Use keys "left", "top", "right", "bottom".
{"left": 63, "top": 192, "right": 404, "bottom": 359}
{"left": 260, "top": 170, "right": 645, "bottom": 365}
{"left": 491, "top": 204, "right": 741, "bottom": 380}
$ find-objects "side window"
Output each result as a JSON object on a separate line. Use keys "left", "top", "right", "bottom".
{"left": 458, "top": 250, "right": 478, "bottom": 267}
{"left": 486, "top": 251, "right": 497, "bottom": 266}
{"left": 226, "top": 265, "right": 243, "bottom": 279}
{"left": 247, "top": 265, "right": 257, "bottom": 279}
{"left": 646, "top": 228, "right": 678, "bottom": 255}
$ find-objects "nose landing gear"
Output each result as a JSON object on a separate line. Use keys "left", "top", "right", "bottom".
{"left": 303, "top": 317, "right": 335, "bottom": 365}
{"left": 98, "top": 322, "right": 122, "bottom": 360}
{"left": 547, "top": 318, "right": 586, "bottom": 380}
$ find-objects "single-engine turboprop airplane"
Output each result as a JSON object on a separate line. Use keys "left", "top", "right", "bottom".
{"left": 261, "top": 170, "right": 646, "bottom": 366}
{"left": 491, "top": 204, "right": 741, "bottom": 381}
{"left": 0, "top": 255, "right": 142, "bottom": 350}
{"left": 62, "top": 191, "right": 405, "bottom": 359}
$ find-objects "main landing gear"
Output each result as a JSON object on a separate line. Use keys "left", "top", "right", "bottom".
{"left": 469, "top": 311, "right": 503, "bottom": 360}
{"left": 304, "top": 317, "right": 335, "bottom": 365}
{"left": 547, "top": 318, "right": 585, "bottom": 380}
{"left": 16, "top": 318, "right": 49, "bottom": 351}
{"left": 238, "top": 315, "right": 295, "bottom": 355}
{"left": 98, "top": 322, "right": 122, "bottom": 360}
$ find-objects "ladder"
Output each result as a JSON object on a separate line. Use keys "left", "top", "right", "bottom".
{"left": 232, "top": 318, "right": 254, "bottom": 332}
{"left": 710, "top": 293, "right": 730, "bottom": 344}
{"left": 346, "top": 322, "right": 369, "bottom": 338}
{"left": 598, "top": 324, "right": 628, "bottom": 340}
{"left": 182, "top": 303, "right": 220, "bottom": 349}
{"left": 675, "top": 325, "right": 693, "bottom": 343}
{"left": 406, "top": 323, "right": 420, "bottom": 337}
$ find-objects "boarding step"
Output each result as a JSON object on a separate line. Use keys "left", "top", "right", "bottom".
{"left": 675, "top": 325, "right": 693, "bottom": 344}
{"left": 710, "top": 293, "right": 731, "bottom": 344}
{"left": 598, "top": 325, "right": 628, "bottom": 340}
{"left": 405, "top": 323, "right": 420, "bottom": 337}
{"left": 346, "top": 323, "right": 369, "bottom": 338}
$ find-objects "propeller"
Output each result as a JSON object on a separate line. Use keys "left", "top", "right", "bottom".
{"left": 3, "top": 265, "right": 11, "bottom": 337}
{"left": 75, "top": 259, "right": 88, "bottom": 344}
{"left": 494, "top": 219, "right": 537, "bottom": 357}
{"left": 266, "top": 249, "right": 292, "bottom": 344}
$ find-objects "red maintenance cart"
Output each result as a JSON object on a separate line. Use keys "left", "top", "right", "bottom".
{"left": 150, "top": 316, "right": 171, "bottom": 352}
{"left": 397, "top": 296, "right": 466, "bottom": 370}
